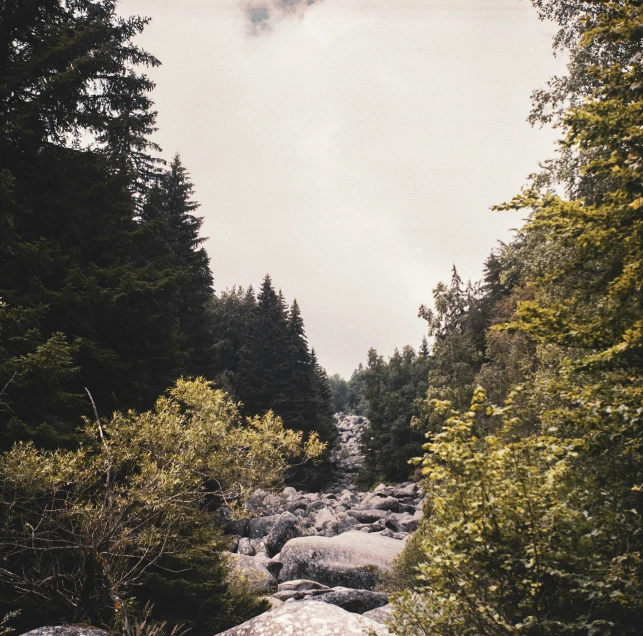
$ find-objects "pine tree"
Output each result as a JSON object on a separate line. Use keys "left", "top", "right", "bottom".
{"left": 141, "top": 155, "right": 214, "bottom": 375}
{"left": 279, "top": 299, "right": 314, "bottom": 432}
{"left": 0, "top": 1, "right": 204, "bottom": 439}
{"left": 237, "top": 275, "right": 291, "bottom": 416}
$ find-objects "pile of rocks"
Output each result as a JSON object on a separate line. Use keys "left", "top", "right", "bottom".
{"left": 216, "top": 413, "right": 423, "bottom": 634}
{"left": 21, "top": 415, "right": 421, "bottom": 636}
{"left": 326, "top": 413, "right": 369, "bottom": 491}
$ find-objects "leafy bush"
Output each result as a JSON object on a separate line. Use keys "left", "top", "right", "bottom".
{"left": 0, "top": 378, "right": 323, "bottom": 632}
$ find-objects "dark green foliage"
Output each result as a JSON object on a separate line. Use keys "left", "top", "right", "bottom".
{"left": 328, "top": 374, "right": 350, "bottom": 412}
{"left": 208, "top": 286, "right": 257, "bottom": 395}
{"left": 419, "top": 266, "right": 485, "bottom": 411}
{"left": 0, "top": 0, "right": 173, "bottom": 441}
{"left": 237, "top": 276, "right": 294, "bottom": 418}
{"left": 133, "top": 553, "right": 269, "bottom": 636}
{"left": 0, "top": 0, "right": 160, "bottom": 177}
{"left": 209, "top": 276, "right": 335, "bottom": 487}
{"left": 358, "top": 346, "right": 430, "bottom": 485}
{"left": 140, "top": 155, "right": 214, "bottom": 376}
{"left": 0, "top": 2, "right": 266, "bottom": 633}
{"left": 328, "top": 365, "right": 366, "bottom": 414}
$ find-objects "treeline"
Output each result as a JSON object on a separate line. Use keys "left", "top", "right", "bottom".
{"left": 0, "top": 1, "right": 330, "bottom": 633}
{"left": 209, "top": 279, "right": 336, "bottom": 473}
{"left": 332, "top": 266, "right": 500, "bottom": 485}
{"left": 0, "top": 1, "right": 332, "bottom": 459}
{"left": 356, "top": 1, "right": 643, "bottom": 632}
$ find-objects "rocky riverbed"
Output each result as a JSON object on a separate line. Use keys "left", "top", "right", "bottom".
{"left": 20, "top": 414, "right": 421, "bottom": 636}
{"left": 216, "top": 413, "right": 422, "bottom": 635}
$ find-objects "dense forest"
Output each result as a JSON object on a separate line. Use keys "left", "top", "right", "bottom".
{"left": 2, "top": 0, "right": 643, "bottom": 634}
{"left": 331, "top": 0, "right": 643, "bottom": 633}
{"left": 0, "top": 0, "right": 330, "bottom": 632}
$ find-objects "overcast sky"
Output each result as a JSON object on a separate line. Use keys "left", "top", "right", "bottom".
{"left": 119, "top": 0, "right": 566, "bottom": 377}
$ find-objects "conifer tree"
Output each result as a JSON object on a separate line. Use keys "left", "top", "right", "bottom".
{"left": 140, "top": 155, "right": 213, "bottom": 375}
{"left": 237, "top": 275, "right": 291, "bottom": 417}
{"left": 280, "top": 299, "right": 314, "bottom": 432}
{"left": 0, "top": 1, "right": 207, "bottom": 440}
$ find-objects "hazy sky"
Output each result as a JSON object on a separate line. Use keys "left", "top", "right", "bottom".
{"left": 119, "top": 0, "right": 565, "bottom": 377}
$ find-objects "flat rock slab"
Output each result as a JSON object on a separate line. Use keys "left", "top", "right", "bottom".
{"left": 279, "top": 531, "right": 405, "bottom": 590}
{"left": 21, "top": 629, "right": 109, "bottom": 636}
{"left": 272, "top": 586, "right": 387, "bottom": 613}
{"left": 215, "top": 600, "right": 391, "bottom": 635}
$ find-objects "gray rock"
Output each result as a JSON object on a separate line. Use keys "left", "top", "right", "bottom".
{"left": 263, "top": 494, "right": 284, "bottom": 513}
{"left": 21, "top": 629, "right": 109, "bottom": 636}
{"left": 278, "top": 531, "right": 405, "bottom": 590}
{"left": 265, "top": 511, "right": 301, "bottom": 557}
{"left": 226, "top": 553, "right": 277, "bottom": 592}
{"left": 348, "top": 509, "right": 388, "bottom": 524}
{"left": 250, "top": 538, "right": 266, "bottom": 555}
{"left": 225, "top": 517, "right": 249, "bottom": 537}
{"left": 309, "top": 587, "right": 388, "bottom": 613}
{"left": 363, "top": 603, "right": 394, "bottom": 624}
{"left": 278, "top": 579, "right": 330, "bottom": 592}
{"left": 356, "top": 522, "right": 385, "bottom": 533}
{"left": 314, "top": 507, "right": 339, "bottom": 533}
{"left": 307, "top": 499, "right": 326, "bottom": 513}
{"left": 385, "top": 512, "right": 419, "bottom": 533}
{"left": 255, "top": 553, "right": 283, "bottom": 579}
{"left": 364, "top": 496, "right": 399, "bottom": 512}
{"left": 336, "top": 512, "right": 359, "bottom": 534}
{"left": 282, "top": 486, "right": 298, "bottom": 497}
{"left": 390, "top": 484, "right": 417, "bottom": 499}
{"left": 248, "top": 514, "right": 280, "bottom": 539}
{"left": 284, "top": 498, "right": 308, "bottom": 513}
{"left": 215, "top": 600, "right": 391, "bottom": 635}
{"left": 339, "top": 491, "right": 360, "bottom": 506}
{"left": 238, "top": 537, "right": 254, "bottom": 555}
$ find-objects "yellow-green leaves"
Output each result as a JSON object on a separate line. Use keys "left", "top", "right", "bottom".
{"left": 0, "top": 378, "right": 323, "bottom": 629}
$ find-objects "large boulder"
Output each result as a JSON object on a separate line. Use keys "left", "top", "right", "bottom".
{"left": 278, "top": 579, "right": 329, "bottom": 592}
{"left": 384, "top": 512, "right": 419, "bottom": 533}
{"left": 348, "top": 509, "right": 388, "bottom": 524}
{"left": 363, "top": 603, "right": 394, "bottom": 624}
{"left": 214, "top": 600, "right": 391, "bottom": 635}
{"left": 226, "top": 553, "right": 277, "bottom": 592}
{"left": 21, "top": 630, "right": 109, "bottom": 636}
{"left": 309, "top": 587, "right": 388, "bottom": 613}
{"left": 278, "top": 531, "right": 405, "bottom": 590}
{"left": 271, "top": 586, "right": 387, "bottom": 613}
{"left": 390, "top": 484, "right": 417, "bottom": 499}
{"left": 265, "top": 511, "right": 301, "bottom": 557}
{"left": 248, "top": 514, "right": 280, "bottom": 539}
{"left": 363, "top": 496, "right": 399, "bottom": 512}
{"left": 314, "top": 507, "right": 339, "bottom": 533}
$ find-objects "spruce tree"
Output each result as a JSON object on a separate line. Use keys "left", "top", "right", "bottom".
{"left": 237, "top": 275, "right": 291, "bottom": 417}
{"left": 0, "top": 1, "right": 203, "bottom": 439}
{"left": 141, "top": 155, "right": 214, "bottom": 375}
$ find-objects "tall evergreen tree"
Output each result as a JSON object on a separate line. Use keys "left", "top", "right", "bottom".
{"left": 358, "top": 346, "right": 429, "bottom": 485}
{"left": 237, "top": 275, "right": 291, "bottom": 417}
{"left": 0, "top": 1, "right": 210, "bottom": 440}
{"left": 140, "top": 155, "right": 213, "bottom": 375}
